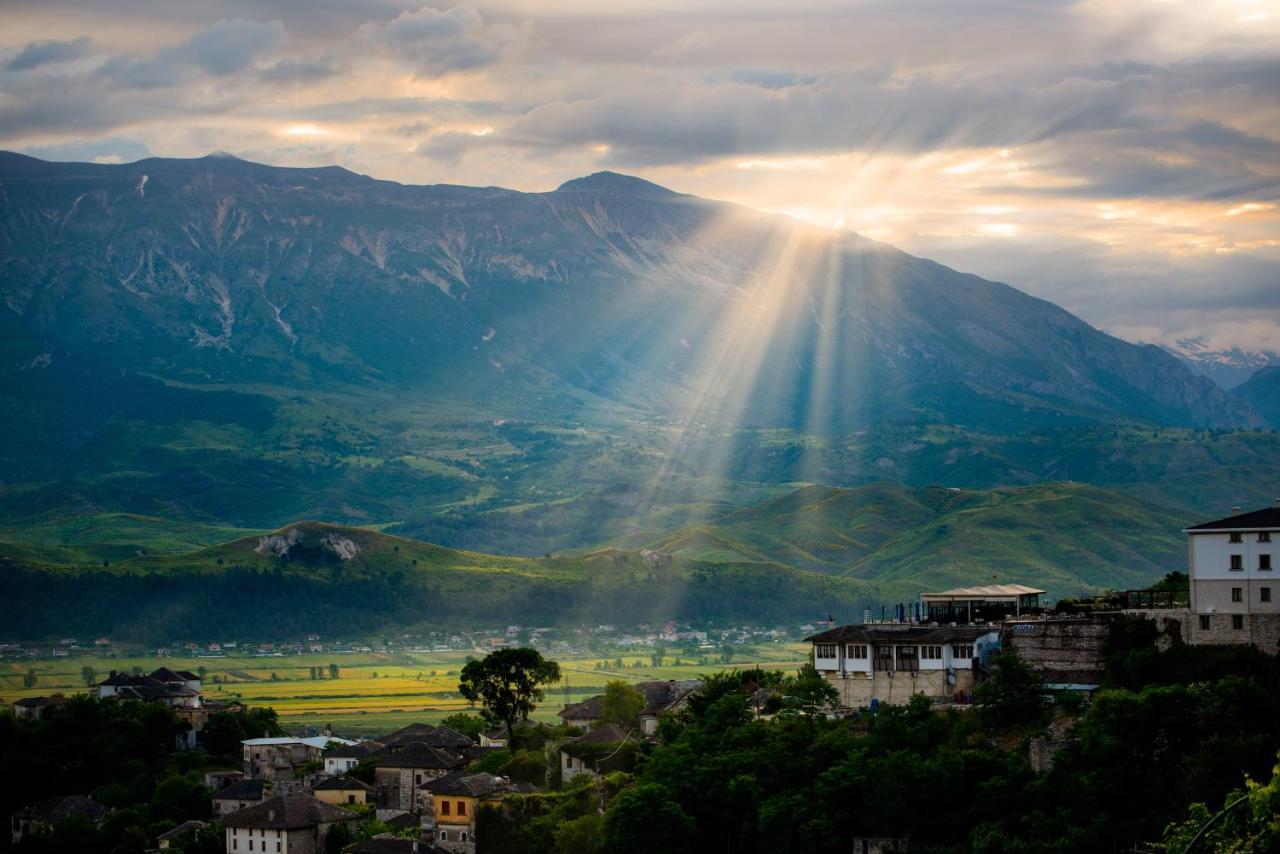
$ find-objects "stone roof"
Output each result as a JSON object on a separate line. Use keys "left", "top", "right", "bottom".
{"left": 1186, "top": 506, "right": 1280, "bottom": 531}
{"left": 805, "top": 624, "right": 996, "bottom": 644}
{"left": 157, "top": 820, "right": 206, "bottom": 842}
{"left": 213, "top": 779, "right": 268, "bottom": 801}
{"left": 313, "top": 775, "right": 371, "bottom": 792}
{"left": 222, "top": 794, "right": 358, "bottom": 830}
{"left": 422, "top": 771, "right": 509, "bottom": 798}
{"left": 559, "top": 680, "right": 701, "bottom": 721}
{"left": 374, "top": 743, "right": 465, "bottom": 771}
{"left": 21, "top": 795, "right": 107, "bottom": 825}
{"left": 383, "top": 724, "right": 473, "bottom": 751}
{"left": 348, "top": 836, "right": 447, "bottom": 854}
{"left": 326, "top": 741, "right": 383, "bottom": 759}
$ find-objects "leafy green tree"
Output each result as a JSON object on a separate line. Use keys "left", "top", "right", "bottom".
{"left": 23, "top": 668, "right": 37, "bottom": 688}
{"left": 81, "top": 665, "right": 97, "bottom": 687}
{"left": 554, "top": 813, "right": 603, "bottom": 854}
{"left": 323, "top": 821, "right": 354, "bottom": 854}
{"left": 975, "top": 648, "right": 1045, "bottom": 728}
{"left": 1159, "top": 752, "right": 1280, "bottom": 852}
{"left": 601, "top": 783, "right": 694, "bottom": 853}
{"left": 599, "top": 681, "right": 645, "bottom": 730}
{"left": 329, "top": 663, "right": 340, "bottom": 679}
{"left": 440, "top": 712, "right": 488, "bottom": 741}
{"left": 458, "top": 648, "right": 561, "bottom": 741}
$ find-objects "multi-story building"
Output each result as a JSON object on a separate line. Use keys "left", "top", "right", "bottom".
{"left": 807, "top": 623, "right": 1001, "bottom": 707}
{"left": 242, "top": 737, "right": 357, "bottom": 782}
{"left": 1183, "top": 503, "right": 1280, "bottom": 653}
{"left": 221, "top": 793, "right": 358, "bottom": 854}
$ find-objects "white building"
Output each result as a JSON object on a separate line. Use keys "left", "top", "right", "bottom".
{"left": 1183, "top": 503, "right": 1280, "bottom": 653}
{"left": 808, "top": 624, "right": 1001, "bottom": 707}
{"left": 222, "top": 793, "right": 358, "bottom": 854}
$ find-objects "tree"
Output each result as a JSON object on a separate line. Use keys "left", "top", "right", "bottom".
{"left": 975, "top": 648, "right": 1045, "bottom": 728}
{"left": 601, "top": 783, "right": 694, "bottom": 853}
{"left": 554, "top": 813, "right": 603, "bottom": 854}
{"left": 329, "top": 663, "right": 340, "bottom": 679}
{"left": 1159, "top": 752, "right": 1280, "bottom": 852}
{"left": 81, "top": 665, "right": 97, "bottom": 687}
{"left": 23, "top": 668, "right": 37, "bottom": 688}
{"left": 458, "top": 648, "right": 561, "bottom": 741}
{"left": 324, "top": 821, "right": 354, "bottom": 854}
{"left": 600, "top": 681, "right": 645, "bottom": 730}
{"left": 440, "top": 712, "right": 488, "bottom": 741}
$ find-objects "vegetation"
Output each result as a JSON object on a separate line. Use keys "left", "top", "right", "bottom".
{"left": 458, "top": 648, "right": 563, "bottom": 742}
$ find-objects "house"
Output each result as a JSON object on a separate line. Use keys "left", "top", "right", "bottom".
{"left": 920, "top": 585, "right": 1045, "bottom": 622}
{"left": 10, "top": 795, "right": 107, "bottom": 844}
{"left": 477, "top": 720, "right": 539, "bottom": 748}
{"left": 374, "top": 744, "right": 467, "bottom": 811}
{"left": 421, "top": 772, "right": 513, "bottom": 853}
{"left": 324, "top": 741, "right": 383, "bottom": 776}
{"left": 206, "top": 769, "right": 246, "bottom": 790}
{"left": 557, "top": 724, "right": 633, "bottom": 783}
{"left": 312, "top": 775, "right": 371, "bottom": 807}
{"left": 97, "top": 668, "right": 206, "bottom": 747}
{"left": 212, "top": 779, "right": 270, "bottom": 816}
{"left": 222, "top": 793, "right": 358, "bottom": 854}
{"left": 242, "top": 736, "right": 357, "bottom": 781}
{"left": 557, "top": 680, "right": 701, "bottom": 736}
{"left": 11, "top": 695, "right": 67, "bottom": 721}
{"left": 807, "top": 624, "right": 1001, "bottom": 708}
{"left": 157, "top": 819, "right": 207, "bottom": 849}
{"left": 1183, "top": 503, "right": 1280, "bottom": 653}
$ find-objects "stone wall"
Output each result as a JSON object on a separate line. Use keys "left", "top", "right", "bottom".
{"left": 822, "top": 668, "right": 976, "bottom": 708}
{"left": 1002, "top": 619, "right": 1109, "bottom": 683}
{"left": 1124, "top": 608, "right": 1280, "bottom": 655}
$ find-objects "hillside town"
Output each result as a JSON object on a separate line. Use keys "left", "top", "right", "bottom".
{"left": 5, "top": 504, "right": 1280, "bottom": 852}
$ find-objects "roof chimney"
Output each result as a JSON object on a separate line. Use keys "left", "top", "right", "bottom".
{"left": 1232, "top": 506, "right": 1242, "bottom": 515}
{"left": 267, "top": 810, "right": 275, "bottom": 822}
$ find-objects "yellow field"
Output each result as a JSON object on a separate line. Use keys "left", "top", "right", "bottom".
{"left": 0, "top": 645, "right": 807, "bottom": 735}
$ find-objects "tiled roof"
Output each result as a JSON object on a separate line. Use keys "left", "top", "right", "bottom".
{"left": 326, "top": 741, "right": 383, "bottom": 759}
{"left": 923, "top": 584, "right": 1046, "bottom": 598}
{"left": 313, "top": 775, "right": 371, "bottom": 791}
{"left": 222, "top": 794, "right": 358, "bottom": 830}
{"left": 422, "top": 771, "right": 508, "bottom": 798}
{"left": 374, "top": 743, "right": 465, "bottom": 770}
{"left": 805, "top": 624, "right": 997, "bottom": 644}
{"left": 213, "top": 779, "right": 267, "bottom": 801}
{"left": 157, "top": 820, "right": 206, "bottom": 842}
{"left": 1186, "top": 507, "right": 1280, "bottom": 531}
{"left": 559, "top": 680, "right": 701, "bottom": 720}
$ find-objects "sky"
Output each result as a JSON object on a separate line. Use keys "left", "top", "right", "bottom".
{"left": 2, "top": 0, "right": 1278, "bottom": 352}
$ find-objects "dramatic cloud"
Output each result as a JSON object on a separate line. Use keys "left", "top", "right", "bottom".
{"left": 0, "top": 0, "right": 1276, "bottom": 350}
{"left": 5, "top": 35, "right": 91, "bottom": 71}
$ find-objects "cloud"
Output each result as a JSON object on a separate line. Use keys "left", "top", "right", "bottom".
{"left": 356, "top": 5, "right": 515, "bottom": 76}
{"left": 102, "top": 18, "right": 284, "bottom": 88}
{"left": 5, "top": 36, "right": 93, "bottom": 72}
{"left": 728, "top": 69, "right": 817, "bottom": 89}
{"left": 259, "top": 57, "right": 341, "bottom": 83}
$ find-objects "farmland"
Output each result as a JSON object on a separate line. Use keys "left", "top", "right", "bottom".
{"left": 0, "top": 644, "right": 808, "bottom": 736}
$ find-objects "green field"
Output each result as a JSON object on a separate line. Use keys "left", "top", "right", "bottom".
{"left": 0, "top": 644, "right": 808, "bottom": 736}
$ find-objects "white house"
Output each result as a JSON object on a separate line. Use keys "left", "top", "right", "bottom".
{"left": 1183, "top": 503, "right": 1280, "bottom": 653}
{"left": 808, "top": 624, "right": 1001, "bottom": 707}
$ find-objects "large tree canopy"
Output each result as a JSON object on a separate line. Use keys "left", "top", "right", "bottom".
{"left": 458, "top": 648, "right": 561, "bottom": 741}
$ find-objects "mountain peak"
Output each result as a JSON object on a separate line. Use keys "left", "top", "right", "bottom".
{"left": 554, "top": 171, "right": 676, "bottom": 196}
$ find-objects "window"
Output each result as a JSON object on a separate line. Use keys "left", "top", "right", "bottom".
{"left": 233, "top": 839, "right": 238, "bottom": 851}
{"left": 1260, "top": 532, "right": 1272, "bottom": 543}
{"left": 347, "top": 795, "right": 356, "bottom": 804}
{"left": 1199, "top": 615, "right": 1211, "bottom": 630}
{"left": 815, "top": 644, "right": 837, "bottom": 659}
{"left": 847, "top": 644, "right": 868, "bottom": 659}
{"left": 1232, "top": 587, "right": 1243, "bottom": 602}
{"left": 952, "top": 644, "right": 974, "bottom": 659}
{"left": 1230, "top": 554, "right": 1244, "bottom": 570}
{"left": 1262, "top": 587, "right": 1272, "bottom": 603}
{"left": 458, "top": 800, "right": 467, "bottom": 816}
{"left": 440, "top": 831, "right": 449, "bottom": 842}
{"left": 922, "top": 645, "right": 942, "bottom": 659}
{"left": 276, "top": 842, "right": 281, "bottom": 853}
{"left": 1230, "top": 532, "right": 1243, "bottom": 543}
{"left": 461, "top": 833, "right": 469, "bottom": 843}
{"left": 415, "top": 773, "right": 422, "bottom": 784}
{"left": 1233, "top": 614, "right": 1245, "bottom": 630}
{"left": 248, "top": 842, "right": 253, "bottom": 852}
{"left": 1261, "top": 555, "right": 1272, "bottom": 570}
{"left": 441, "top": 800, "right": 451, "bottom": 816}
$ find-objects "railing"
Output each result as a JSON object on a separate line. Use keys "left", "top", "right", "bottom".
{"left": 1121, "top": 589, "right": 1189, "bottom": 609}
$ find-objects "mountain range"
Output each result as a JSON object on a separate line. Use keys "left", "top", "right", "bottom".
{"left": 0, "top": 151, "right": 1275, "bottom": 637}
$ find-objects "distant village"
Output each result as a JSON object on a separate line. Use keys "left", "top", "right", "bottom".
{"left": 6, "top": 503, "right": 1279, "bottom": 852}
